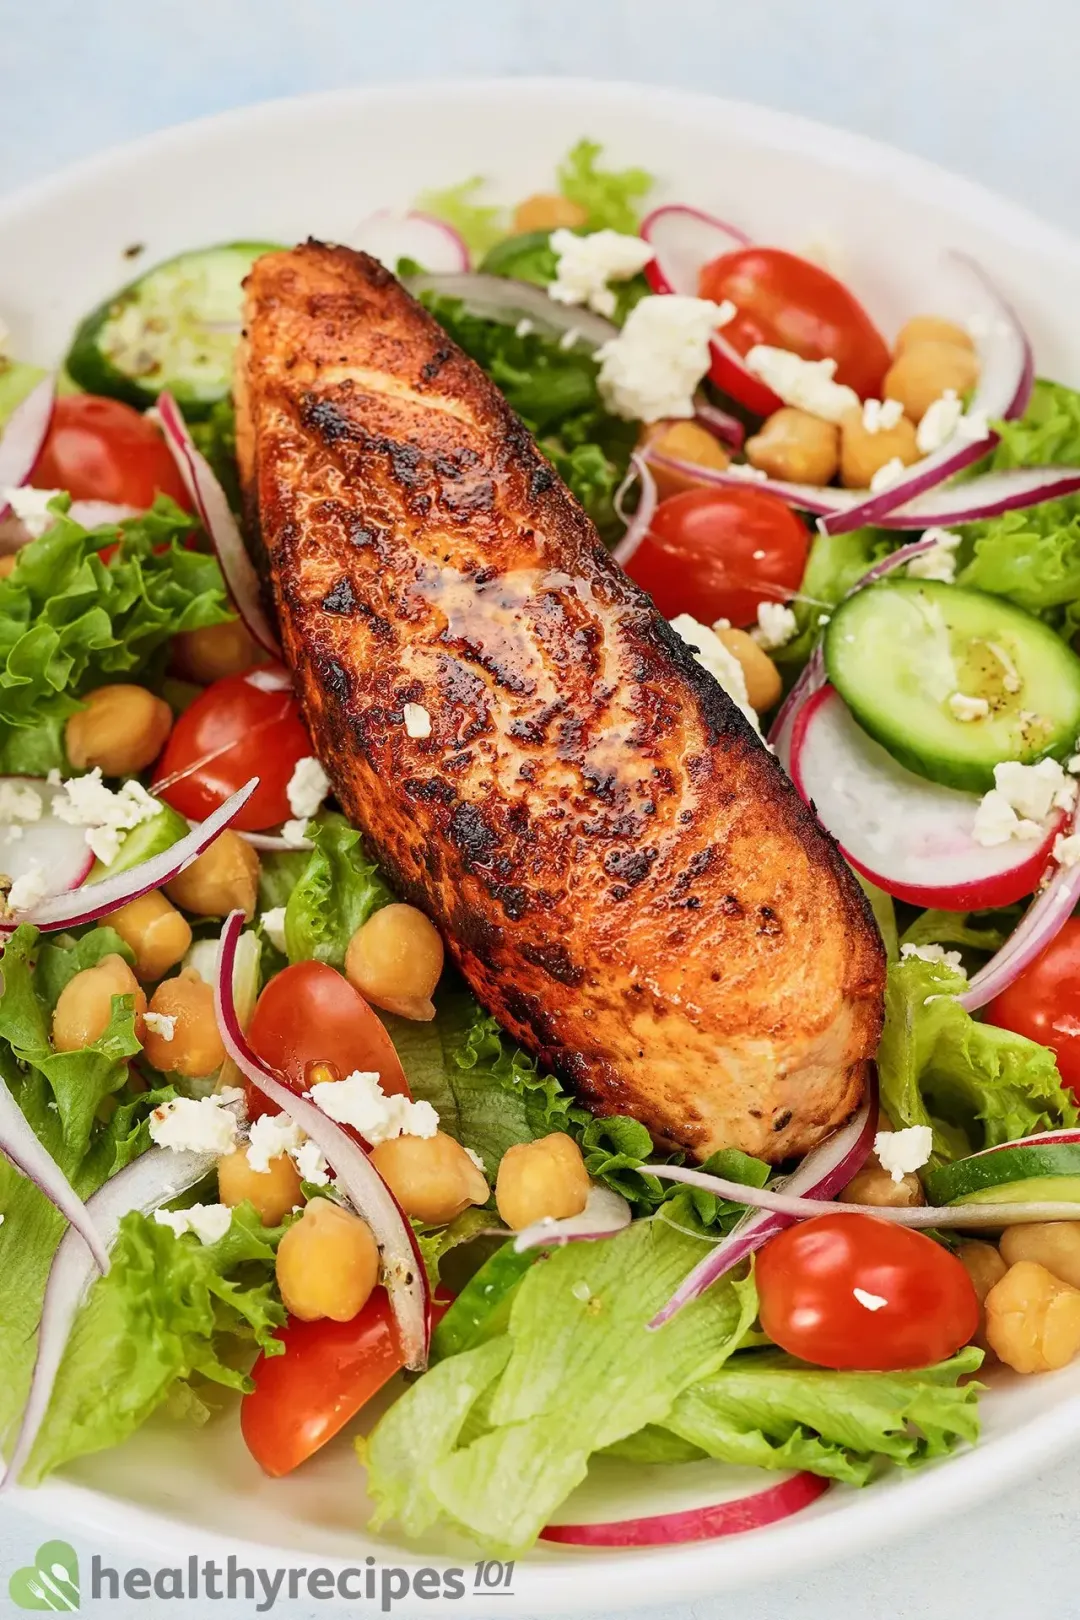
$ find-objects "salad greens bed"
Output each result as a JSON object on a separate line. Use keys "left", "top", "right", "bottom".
{"left": 3, "top": 134, "right": 1080, "bottom": 1555}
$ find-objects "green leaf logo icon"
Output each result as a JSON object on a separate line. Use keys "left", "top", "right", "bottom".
{"left": 8, "top": 1541, "right": 80, "bottom": 1610}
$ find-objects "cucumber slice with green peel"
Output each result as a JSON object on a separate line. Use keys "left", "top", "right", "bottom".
{"left": 824, "top": 579, "right": 1080, "bottom": 793}
{"left": 65, "top": 242, "right": 283, "bottom": 418}
{"left": 87, "top": 801, "right": 191, "bottom": 882}
{"left": 926, "top": 1140, "right": 1080, "bottom": 1206}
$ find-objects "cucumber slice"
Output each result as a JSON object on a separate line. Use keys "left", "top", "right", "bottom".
{"left": 926, "top": 1140, "right": 1080, "bottom": 1205}
{"left": 824, "top": 579, "right": 1080, "bottom": 792}
{"left": 87, "top": 801, "right": 190, "bottom": 882}
{"left": 65, "top": 242, "right": 283, "bottom": 419}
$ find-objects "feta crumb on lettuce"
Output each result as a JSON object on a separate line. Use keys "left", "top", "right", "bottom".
{"left": 751, "top": 601, "right": 798, "bottom": 651}
{"left": 149, "top": 1095, "right": 239, "bottom": 1155}
{"left": 3, "top": 486, "right": 64, "bottom": 539}
{"left": 53, "top": 769, "right": 161, "bottom": 866}
{"left": 548, "top": 229, "right": 654, "bottom": 319}
{"left": 907, "top": 528, "right": 960, "bottom": 583}
{"left": 261, "top": 906, "right": 288, "bottom": 954}
{"left": 597, "top": 295, "right": 734, "bottom": 422}
{"left": 153, "top": 1203, "right": 233, "bottom": 1246}
{"left": 900, "top": 942, "right": 965, "bottom": 974}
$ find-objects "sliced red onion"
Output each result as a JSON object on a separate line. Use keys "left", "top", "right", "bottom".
{"left": 612, "top": 452, "right": 658, "bottom": 567}
{"left": 4, "top": 779, "right": 257, "bottom": 933}
{"left": 0, "top": 374, "right": 56, "bottom": 519}
{"left": 215, "top": 911, "right": 429, "bottom": 1369}
{"left": 541, "top": 1469, "right": 828, "bottom": 1547}
{"left": 404, "top": 271, "right": 619, "bottom": 349}
{"left": 650, "top": 1081, "right": 877, "bottom": 1329}
{"left": 0, "top": 1125, "right": 239, "bottom": 1491}
{"left": 0, "top": 1074, "right": 109, "bottom": 1276}
{"left": 351, "top": 210, "right": 470, "bottom": 273}
{"left": 693, "top": 394, "right": 745, "bottom": 450}
{"left": 513, "top": 1184, "right": 631, "bottom": 1254}
{"left": 238, "top": 828, "right": 314, "bottom": 853}
{"left": 959, "top": 845, "right": 1080, "bottom": 1011}
{"left": 156, "top": 392, "right": 281, "bottom": 658}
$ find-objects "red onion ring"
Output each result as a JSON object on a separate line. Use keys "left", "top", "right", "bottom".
{"left": 238, "top": 829, "right": 314, "bottom": 853}
{"left": 612, "top": 452, "right": 658, "bottom": 567}
{"left": 959, "top": 848, "right": 1080, "bottom": 1011}
{"left": 541, "top": 1469, "right": 828, "bottom": 1547}
{"left": 156, "top": 393, "right": 281, "bottom": 658}
{"left": 693, "top": 394, "right": 745, "bottom": 450}
{"left": 214, "top": 911, "right": 429, "bottom": 1370}
{"left": 512, "top": 1184, "right": 631, "bottom": 1253}
{"left": 0, "top": 374, "right": 56, "bottom": 519}
{"left": 0, "top": 1075, "right": 109, "bottom": 1275}
{"left": 404, "top": 271, "right": 619, "bottom": 349}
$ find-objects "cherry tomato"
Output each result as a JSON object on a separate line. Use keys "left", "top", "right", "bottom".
{"left": 756, "top": 1213, "right": 979, "bottom": 1371}
{"left": 699, "top": 248, "right": 890, "bottom": 404}
{"left": 31, "top": 394, "right": 192, "bottom": 511}
{"left": 245, "top": 959, "right": 410, "bottom": 1122}
{"left": 625, "top": 486, "right": 810, "bottom": 627}
{"left": 152, "top": 667, "right": 311, "bottom": 829}
{"left": 984, "top": 918, "right": 1080, "bottom": 1094}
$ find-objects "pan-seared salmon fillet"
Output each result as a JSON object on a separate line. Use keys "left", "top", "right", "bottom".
{"left": 236, "top": 241, "right": 885, "bottom": 1163}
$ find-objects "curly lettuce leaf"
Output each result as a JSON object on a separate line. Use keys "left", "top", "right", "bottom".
{"left": 283, "top": 812, "right": 394, "bottom": 970}
{"left": 988, "top": 378, "right": 1080, "bottom": 470}
{"left": 556, "top": 138, "right": 653, "bottom": 233}
{"left": 415, "top": 177, "right": 507, "bottom": 258}
{"left": 23, "top": 1204, "right": 286, "bottom": 1483}
{"left": 899, "top": 907, "right": 1016, "bottom": 957}
{"left": 773, "top": 526, "right": 897, "bottom": 675}
{"left": 878, "top": 953, "right": 1078, "bottom": 1160}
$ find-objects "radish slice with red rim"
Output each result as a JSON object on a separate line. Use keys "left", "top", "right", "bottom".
{"left": 404, "top": 271, "right": 619, "bottom": 349}
{"left": 541, "top": 1468, "right": 828, "bottom": 1546}
{"left": 351, "top": 211, "right": 470, "bottom": 273}
{"left": 789, "top": 685, "right": 1062, "bottom": 910}
{"left": 67, "top": 499, "right": 143, "bottom": 528}
{"left": 156, "top": 393, "right": 281, "bottom": 659}
{"left": 214, "top": 910, "right": 430, "bottom": 1370}
{"left": 513, "top": 1184, "right": 632, "bottom": 1253}
{"left": 612, "top": 452, "right": 658, "bottom": 567}
{"left": 0, "top": 777, "right": 95, "bottom": 906}
{"left": 0, "top": 374, "right": 56, "bottom": 519}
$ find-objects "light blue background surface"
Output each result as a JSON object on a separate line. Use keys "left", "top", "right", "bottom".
{"left": 3, "top": 0, "right": 1080, "bottom": 1615}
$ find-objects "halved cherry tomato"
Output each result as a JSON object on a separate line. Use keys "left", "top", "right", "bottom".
{"left": 152, "top": 667, "right": 311, "bottom": 829}
{"left": 625, "top": 486, "right": 810, "bottom": 627}
{"left": 245, "top": 959, "right": 410, "bottom": 1122}
{"left": 756, "top": 1213, "right": 979, "bottom": 1371}
{"left": 31, "top": 394, "right": 192, "bottom": 510}
{"left": 699, "top": 248, "right": 890, "bottom": 405}
{"left": 985, "top": 918, "right": 1080, "bottom": 1095}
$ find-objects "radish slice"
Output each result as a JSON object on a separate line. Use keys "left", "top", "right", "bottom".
{"left": 67, "top": 499, "right": 143, "bottom": 528}
{"left": 0, "top": 777, "right": 95, "bottom": 905}
{"left": 541, "top": 1469, "right": 828, "bottom": 1546}
{"left": 959, "top": 845, "right": 1080, "bottom": 1011}
{"left": 214, "top": 911, "right": 430, "bottom": 1370}
{"left": 156, "top": 393, "right": 281, "bottom": 659}
{"left": 650, "top": 1079, "right": 877, "bottom": 1329}
{"left": 612, "top": 452, "right": 658, "bottom": 567}
{"left": 0, "top": 1073, "right": 109, "bottom": 1278}
{"left": 0, "top": 1118, "right": 243, "bottom": 1491}
{"left": 0, "top": 374, "right": 56, "bottom": 520}
{"left": 513, "top": 1184, "right": 632, "bottom": 1253}
{"left": 4, "top": 778, "right": 258, "bottom": 933}
{"left": 639, "top": 206, "right": 779, "bottom": 416}
{"left": 405, "top": 271, "right": 619, "bottom": 349}
{"left": 789, "top": 685, "right": 1061, "bottom": 910}
{"left": 693, "top": 394, "right": 746, "bottom": 450}
{"left": 351, "top": 211, "right": 470, "bottom": 273}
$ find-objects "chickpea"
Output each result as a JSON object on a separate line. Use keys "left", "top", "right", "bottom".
{"left": 171, "top": 618, "right": 263, "bottom": 684}
{"left": 275, "top": 1197, "right": 380, "bottom": 1322}
{"left": 218, "top": 1145, "right": 304, "bottom": 1226}
{"left": 838, "top": 1159, "right": 925, "bottom": 1209}
{"left": 52, "top": 954, "right": 146, "bottom": 1051}
{"left": 714, "top": 627, "right": 782, "bottom": 713}
{"left": 165, "top": 830, "right": 260, "bottom": 919}
{"left": 0, "top": 554, "right": 18, "bottom": 579}
{"left": 143, "top": 969, "right": 226, "bottom": 1077}
{"left": 108, "top": 890, "right": 192, "bottom": 981}
{"left": 65, "top": 684, "right": 173, "bottom": 777}
{"left": 956, "top": 1239, "right": 1007, "bottom": 1352}
{"left": 984, "top": 1260, "right": 1080, "bottom": 1375}
{"left": 370, "top": 1131, "right": 489, "bottom": 1225}
{"left": 894, "top": 315, "right": 975, "bottom": 357}
{"left": 496, "top": 1132, "right": 590, "bottom": 1231}
{"left": 1001, "top": 1222, "right": 1080, "bottom": 1291}
{"left": 839, "top": 406, "right": 920, "bottom": 490}
{"left": 512, "top": 193, "right": 589, "bottom": 234}
{"left": 344, "top": 903, "right": 444, "bottom": 1021}
{"left": 745, "top": 408, "right": 839, "bottom": 487}
{"left": 883, "top": 341, "right": 980, "bottom": 424}
{"left": 643, "top": 420, "right": 731, "bottom": 500}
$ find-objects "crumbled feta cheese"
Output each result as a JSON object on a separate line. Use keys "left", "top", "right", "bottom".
{"left": 286, "top": 756, "right": 330, "bottom": 821}
{"left": 281, "top": 819, "right": 311, "bottom": 847}
{"left": 722, "top": 461, "right": 768, "bottom": 482}
{"left": 669, "top": 614, "right": 759, "bottom": 734}
{"left": 143, "top": 1012, "right": 176, "bottom": 1041}
{"left": 0, "top": 781, "right": 42, "bottom": 823}
{"left": 596, "top": 295, "right": 734, "bottom": 423}
{"left": 53, "top": 769, "right": 161, "bottom": 866}
{"left": 986, "top": 642, "right": 1022, "bottom": 695}
{"left": 154, "top": 1203, "right": 233, "bottom": 1245}
{"left": 3, "top": 486, "right": 64, "bottom": 539}
{"left": 751, "top": 601, "right": 798, "bottom": 651}
{"left": 464, "top": 1145, "right": 486, "bottom": 1173}
{"left": 5, "top": 863, "right": 47, "bottom": 913}
{"left": 403, "top": 702, "right": 432, "bottom": 739}
{"left": 558, "top": 327, "right": 580, "bottom": 352}
{"left": 548, "top": 228, "right": 655, "bottom": 318}
{"left": 868, "top": 456, "right": 908, "bottom": 494}
{"left": 972, "top": 790, "right": 1043, "bottom": 847}
{"left": 948, "top": 692, "right": 990, "bottom": 722}
{"left": 45, "top": 768, "right": 62, "bottom": 787}
{"left": 1054, "top": 832, "right": 1080, "bottom": 869}
{"left": 246, "top": 1113, "right": 304, "bottom": 1174}
{"left": 262, "top": 906, "right": 288, "bottom": 953}
{"left": 994, "top": 757, "right": 1077, "bottom": 821}
{"left": 149, "top": 1095, "right": 240, "bottom": 1155}
{"left": 957, "top": 409, "right": 990, "bottom": 444}
{"left": 514, "top": 317, "right": 533, "bottom": 339}
{"left": 853, "top": 1286, "right": 888, "bottom": 1312}
{"left": 874, "top": 1124, "right": 934, "bottom": 1182}
{"left": 744, "top": 346, "right": 859, "bottom": 423}
{"left": 916, "top": 389, "right": 963, "bottom": 454}
{"left": 907, "top": 528, "right": 961, "bottom": 583}
{"left": 900, "top": 943, "right": 965, "bottom": 975}
{"left": 293, "top": 1139, "right": 330, "bottom": 1186}
{"left": 861, "top": 397, "right": 904, "bottom": 434}
{"left": 308, "top": 1069, "right": 439, "bottom": 1145}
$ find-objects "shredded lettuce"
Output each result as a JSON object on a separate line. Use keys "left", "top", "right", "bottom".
{"left": 556, "top": 138, "right": 653, "bottom": 234}
{"left": 415, "top": 177, "right": 507, "bottom": 258}
{"left": 283, "top": 812, "right": 394, "bottom": 970}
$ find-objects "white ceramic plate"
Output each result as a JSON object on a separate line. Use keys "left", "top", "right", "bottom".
{"left": 4, "top": 78, "right": 1080, "bottom": 1612}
